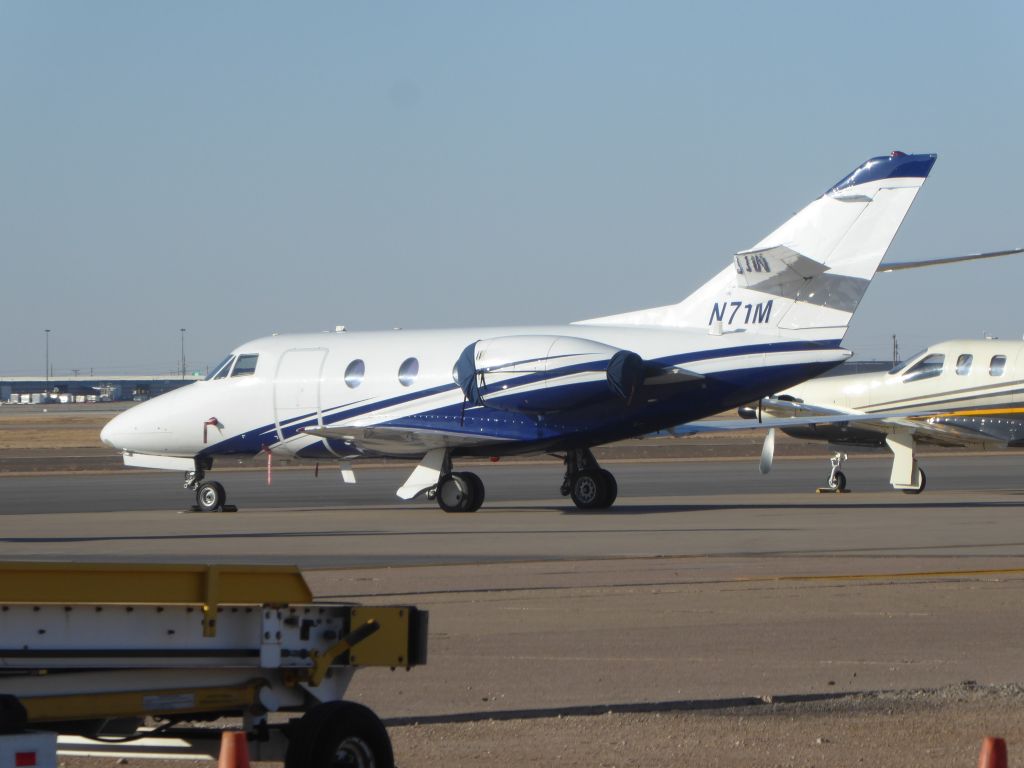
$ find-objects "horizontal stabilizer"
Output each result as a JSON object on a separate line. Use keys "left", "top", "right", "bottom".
{"left": 878, "top": 246, "right": 1024, "bottom": 272}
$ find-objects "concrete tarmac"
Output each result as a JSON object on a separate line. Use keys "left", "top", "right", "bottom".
{"left": 2, "top": 455, "right": 1024, "bottom": 732}
{"left": 1, "top": 454, "right": 1023, "bottom": 566}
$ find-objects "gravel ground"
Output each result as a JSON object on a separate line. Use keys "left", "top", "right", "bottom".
{"left": 386, "top": 683, "right": 1024, "bottom": 767}
{"left": 53, "top": 683, "right": 1024, "bottom": 768}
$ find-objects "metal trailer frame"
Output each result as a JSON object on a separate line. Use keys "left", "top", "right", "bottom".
{"left": 0, "top": 563, "right": 427, "bottom": 767}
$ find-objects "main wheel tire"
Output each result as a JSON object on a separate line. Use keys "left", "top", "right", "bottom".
{"left": 829, "top": 471, "right": 847, "bottom": 491}
{"left": 597, "top": 469, "right": 618, "bottom": 508}
{"left": 436, "top": 474, "right": 466, "bottom": 512}
{"left": 436, "top": 474, "right": 477, "bottom": 513}
{"left": 195, "top": 480, "right": 226, "bottom": 512}
{"left": 902, "top": 468, "right": 926, "bottom": 495}
{"left": 570, "top": 470, "right": 609, "bottom": 510}
{"left": 284, "top": 701, "right": 395, "bottom": 768}
{"left": 456, "top": 471, "right": 485, "bottom": 512}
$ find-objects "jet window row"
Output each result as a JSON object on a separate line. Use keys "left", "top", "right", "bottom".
{"left": 204, "top": 354, "right": 423, "bottom": 387}
{"left": 203, "top": 356, "right": 428, "bottom": 391}
{"left": 344, "top": 357, "right": 419, "bottom": 388}
{"left": 899, "top": 352, "right": 1007, "bottom": 383}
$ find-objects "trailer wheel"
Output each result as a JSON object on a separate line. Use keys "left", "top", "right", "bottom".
{"left": 285, "top": 701, "right": 394, "bottom": 768}
{"left": 0, "top": 695, "right": 27, "bottom": 734}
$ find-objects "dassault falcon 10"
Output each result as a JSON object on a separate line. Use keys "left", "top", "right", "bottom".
{"left": 101, "top": 151, "right": 937, "bottom": 512}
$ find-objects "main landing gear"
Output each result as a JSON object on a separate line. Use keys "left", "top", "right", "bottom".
{"left": 424, "top": 452, "right": 485, "bottom": 513}
{"left": 184, "top": 470, "right": 237, "bottom": 513}
{"left": 432, "top": 471, "right": 486, "bottom": 513}
{"left": 901, "top": 468, "right": 926, "bottom": 495}
{"left": 560, "top": 448, "right": 618, "bottom": 510}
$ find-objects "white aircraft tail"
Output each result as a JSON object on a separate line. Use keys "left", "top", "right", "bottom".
{"left": 578, "top": 152, "right": 937, "bottom": 342}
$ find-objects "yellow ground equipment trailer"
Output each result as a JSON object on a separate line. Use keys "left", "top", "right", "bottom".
{"left": 0, "top": 563, "right": 427, "bottom": 768}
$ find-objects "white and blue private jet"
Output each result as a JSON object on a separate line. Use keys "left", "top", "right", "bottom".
{"left": 101, "top": 151, "right": 937, "bottom": 512}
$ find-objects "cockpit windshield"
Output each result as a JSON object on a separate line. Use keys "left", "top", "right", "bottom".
{"left": 231, "top": 354, "right": 259, "bottom": 377}
{"left": 888, "top": 349, "right": 924, "bottom": 375}
{"left": 205, "top": 355, "right": 235, "bottom": 381}
{"left": 900, "top": 353, "right": 945, "bottom": 383}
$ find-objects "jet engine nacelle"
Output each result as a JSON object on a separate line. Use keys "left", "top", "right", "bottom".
{"left": 455, "top": 335, "right": 645, "bottom": 414}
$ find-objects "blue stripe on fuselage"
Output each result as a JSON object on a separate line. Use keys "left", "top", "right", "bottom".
{"left": 200, "top": 339, "right": 843, "bottom": 457}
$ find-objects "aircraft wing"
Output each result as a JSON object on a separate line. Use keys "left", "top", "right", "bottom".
{"left": 754, "top": 397, "right": 1012, "bottom": 448}
{"left": 665, "top": 411, "right": 920, "bottom": 436}
{"left": 299, "top": 424, "right": 510, "bottom": 454}
{"left": 666, "top": 402, "right": 1007, "bottom": 449}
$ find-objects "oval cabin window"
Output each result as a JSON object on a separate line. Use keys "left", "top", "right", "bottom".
{"left": 344, "top": 359, "right": 365, "bottom": 388}
{"left": 398, "top": 357, "right": 419, "bottom": 387}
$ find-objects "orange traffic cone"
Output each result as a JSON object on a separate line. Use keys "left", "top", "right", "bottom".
{"left": 218, "top": 730, "right": 251, "bottom": 768}
{"left": 978, "top": 737, "right": 1007, "bottom": 768}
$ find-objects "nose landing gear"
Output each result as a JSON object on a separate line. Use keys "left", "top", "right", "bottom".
{"left": 826, "top": 452, "right": 848, "bottom": 492}
{"left": 184, "top": 470, "right": 237, "bottom": 513}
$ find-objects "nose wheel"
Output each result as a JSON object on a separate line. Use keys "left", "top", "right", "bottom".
{"left": 184, "top": 470, "right": 237, "bottom": 512}
{"left": 196, "top": 480, "right": 227, "bottom": 512}
{"left": 819, "top": 451, "right": 849, "bottom": 493}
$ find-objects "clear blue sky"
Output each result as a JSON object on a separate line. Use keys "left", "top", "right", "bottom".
{"left": 2, "top": 1, "right": 1021, "bottom": 375}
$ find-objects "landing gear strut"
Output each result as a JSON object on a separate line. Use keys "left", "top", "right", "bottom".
{"left": 561, "top": 448, "right": 618, "bottom": 509}
{"left": 184, "top": 468, "right": 236, "bottom": 513}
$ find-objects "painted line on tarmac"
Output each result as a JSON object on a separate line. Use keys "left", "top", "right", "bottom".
{"left": 747, "top": 567, "right": 1024, "bottom": 583}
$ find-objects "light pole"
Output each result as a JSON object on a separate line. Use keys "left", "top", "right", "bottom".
{"left": 180, "top": 328, "right": 187, "bottom": 379}
{"left": 44, "top": 329, "right": 50, "bottom": 382}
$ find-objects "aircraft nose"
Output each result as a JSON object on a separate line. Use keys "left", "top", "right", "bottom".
{"left": 99, "top": 395, "right": 198, "bottom": 455}
{"left": 100, "top": 405, "right": 158, "bottom": 451}
{"left": 100, "top": 410, "right": 127, "bottom": 449}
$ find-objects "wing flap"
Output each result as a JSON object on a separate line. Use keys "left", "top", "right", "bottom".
{"left": 299, "top": 424, "right": 507, "bottom": 454}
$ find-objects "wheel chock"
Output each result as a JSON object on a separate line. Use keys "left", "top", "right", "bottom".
{"left": 978, "top": 737, "right": 1007, "bottom": 768}
{"left": 218, "top": 731, "right": 250, "bottom": 768}
{"left": 815, "top": 487, "right": 850, "bottom": 494}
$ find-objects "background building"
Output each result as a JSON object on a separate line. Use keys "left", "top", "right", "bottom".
{"left": 0, "top": 375, "right": 200, "bottom": 404}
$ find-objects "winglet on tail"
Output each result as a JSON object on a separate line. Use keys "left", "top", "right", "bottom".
{"left": 577, "top": 151, "right": 937, "bottom": 342}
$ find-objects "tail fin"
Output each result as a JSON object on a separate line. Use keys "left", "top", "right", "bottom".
{"left": 577, "top": 151, "right": 937, "bottom": 341}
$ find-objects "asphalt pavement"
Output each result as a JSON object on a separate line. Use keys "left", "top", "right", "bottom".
{"left": 1, "top": 454, "right": 1023, "bottom": 567}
